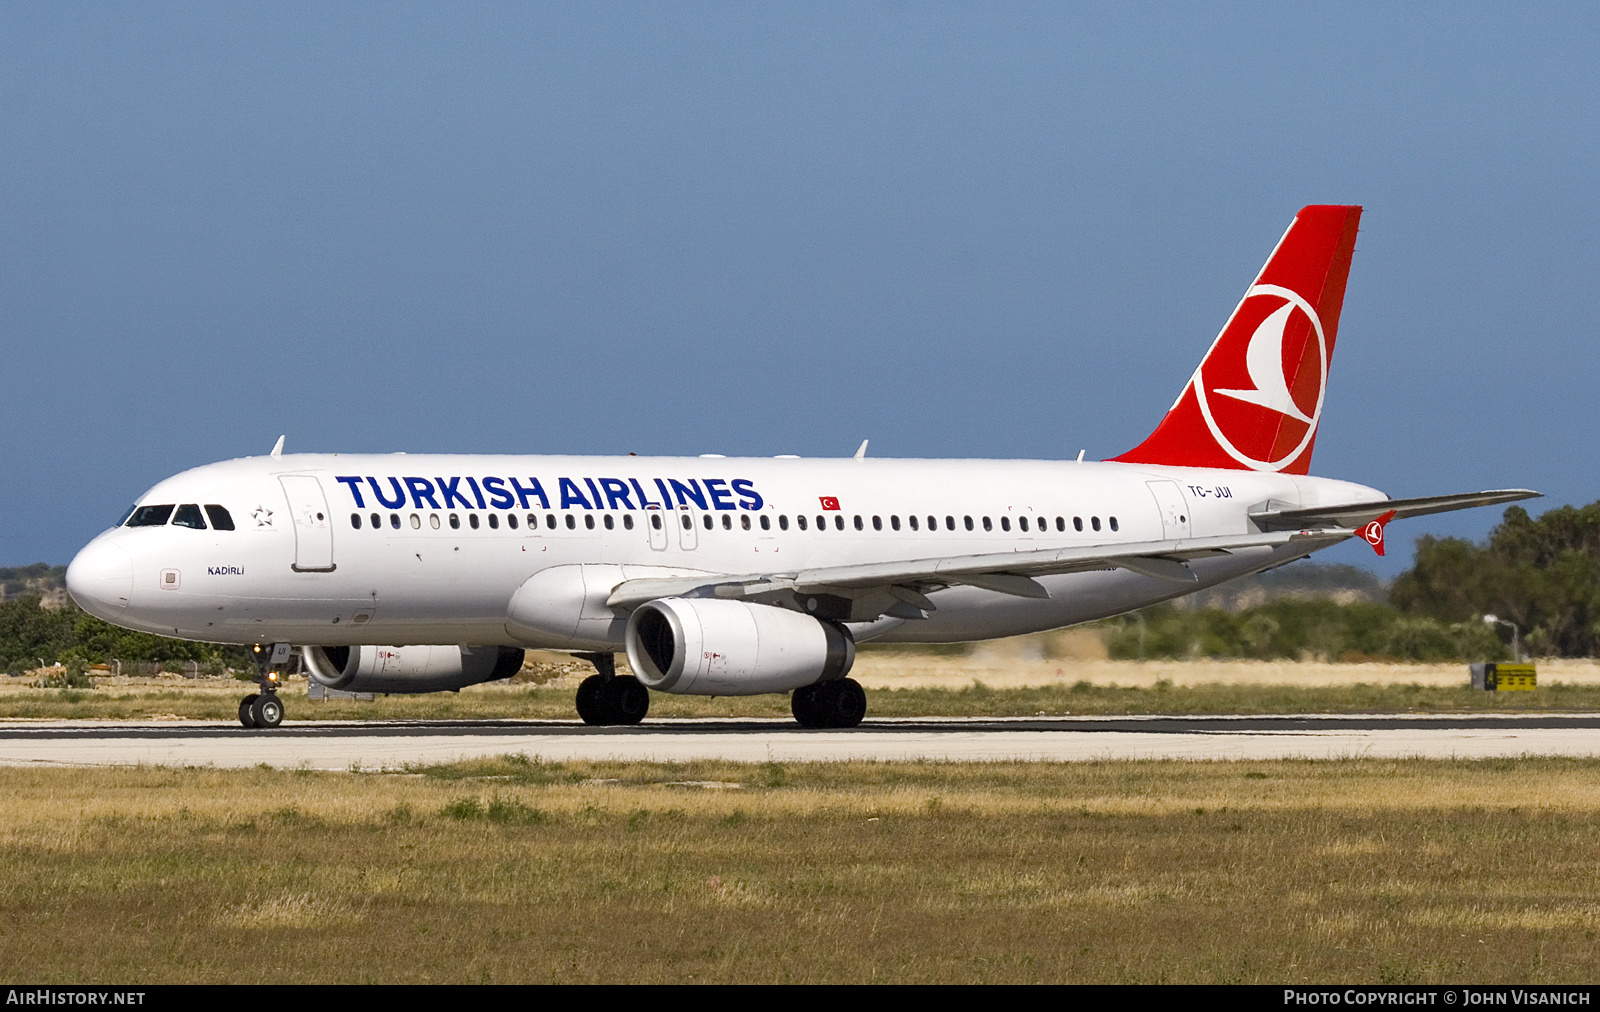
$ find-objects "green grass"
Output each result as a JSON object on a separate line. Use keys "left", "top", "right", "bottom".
{"left": 6, "top": 757, "right": 1600, "bottom": 982}
{"left": 3, "top": 680, "right": 1600, "bottom": 721}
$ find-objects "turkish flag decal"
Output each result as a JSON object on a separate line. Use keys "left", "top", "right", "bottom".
{"left": 819, "top": 496, "right": 841, "bottom": 511}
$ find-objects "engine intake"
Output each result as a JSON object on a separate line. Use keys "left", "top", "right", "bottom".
{"left": 303, "top": 644, "right": 525, "bottom": 694}
{"left": 625, "top": 598, "right": 854, "bottom": 696}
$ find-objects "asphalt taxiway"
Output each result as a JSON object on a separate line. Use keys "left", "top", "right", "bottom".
{"left": 4, "top": 713, "right": 1600, "bottom": 768}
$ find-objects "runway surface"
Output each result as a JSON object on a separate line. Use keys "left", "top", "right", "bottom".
{"left": 5, "top": 713, "right": 1600, "bottom": 768}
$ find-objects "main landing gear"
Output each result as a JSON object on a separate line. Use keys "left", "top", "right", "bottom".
{"left": 791, "top": 678, "right": 867, "bottom": 729}
{"left": 239, "top": 642, "right": 290, "bottom": 729}
{"left": 574, "top": 652, "right": 650, "bottom": 726}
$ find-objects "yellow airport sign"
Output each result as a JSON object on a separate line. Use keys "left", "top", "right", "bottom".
{"left": 1470, "top": 662, "right": 1537, "bottom": 691}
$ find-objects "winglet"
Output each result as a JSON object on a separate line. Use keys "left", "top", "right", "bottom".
{"left": 854, "top": 439, "right": 868, "bottom": 460}
{"left": 270, "top": 435, "right": 285, "bottom": 458}
{"left": 1360, "top": 509, "right": 1397, "bottom": 556}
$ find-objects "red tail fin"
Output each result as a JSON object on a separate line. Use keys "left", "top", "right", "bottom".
{"left": 1110, "top": 205, "right": 1362, "bottom": 474}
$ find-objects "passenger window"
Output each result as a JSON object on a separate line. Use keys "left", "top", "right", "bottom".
{"left": 584, "top": 515, "right": 595, "bottom": 530}
{"left": 777, "top": 515, "right": 787, "bottom": 531}
{"left": 741, "top": 515, "right": 751, "bottom": 531}
{"left": 566, "top": 515, "right": 576, "bottom": 530}
{"left": 1057, "top": 517, "right": 1066, "bottom": 532}
{"left": 704, "top": 515, "right": 713, "bottom": 530}
{"left": 204, "top": 505, "right": 235, "bottom": 530}
{"left": 964, "top": 516, "right": 974, "bottom": 531}
{"left": 509, "top": 514, "right": 519, "bottom": 530}
{"left": 796, "top": 515, "right": 806, "bottom": 531}
{"left": 908, "top": 515, "right": 917, "bottom": 531}
{"left": 470, "top": 514, "right": 481, "bottom": 530}
{"left": 682, "top": 515, "right": 692, "bottom": 530}
{"left": 1019, "top": 517, "right": 1028, "bottom": 532}
{"left": 722, "top": 515, "right": 732, "bottom": 530}
{"left": 411, "top": 514, "right": 421, "bottom": 529}
{"left": 171, "top": 504, "right": 206, "bottom": 529}
{"left": 546, "top": 514, "right": 556, "bottom": 529}
{"left": 1110, "top": 516, "right": 1119, "bottom": 532}
{"left": 430, "top": 514, "right": 441, "bottom": 530}
{"left": 651, "top": 514, "right": 662, "bottom": 531}
{"left": 1091, "top": 517, "right": 1101, "bottom": 532}
{"left": 527, "top": 514, "right": 537, "bottom": 528}
{"left": 127, "top": 504, "right": 175, "bottom": 527}
{"left": 872, "top": 516, "right": 882, "bottom": 531}
{"left": 1001, "top": 517, "right": 1011, "bottom": 532}
{"left": 983, "top": 516, "right": 993, "bottom": 532}
{"left": 488, "top": 514, "right": 499, "bottom": 530}
{"left": 351, "top": 513, "right": 362, "bottom": 529}
{"left": 603, "top": 515, "right": 614, "bottom": 530}
{"left": 835, "top": 515, "right": 844, "bottom": 531}
{"left": 371, "top": 512, "right": 381, "bottom": 529}
{"left": 854, "top": 515, "right": 864, "bottom": 531}
{"left": 450, "top": 514, "right": 460, "bottom": 530}
{"left": 946, "top": 516, "right": 956, "bottom": 531}
{"left": 623, "top": 515, "right": 634, "bottom": 530}
{"left": 761, "top": 515, "right": 772, "bottom": 531}
{"left": 390, "top": 514, "right": 401, "bottom": 529}
{"left": 816, "top": 515, "right": 825, "bottom": 530}
{"left": 1074, "top": 517, "right": 1083, "bottom": 532}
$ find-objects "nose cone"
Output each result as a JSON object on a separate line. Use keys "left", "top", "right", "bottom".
{"left": 66, "top": 539, "right": 134, "bottom": 622}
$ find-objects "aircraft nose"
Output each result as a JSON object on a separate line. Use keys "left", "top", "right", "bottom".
{"left": 66, "top": 539, "right": 134, "bottom": 622}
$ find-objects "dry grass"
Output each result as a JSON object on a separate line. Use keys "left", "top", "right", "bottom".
{"left": 5, "top": 675, "right": 1600, "bottom": 722}
{"left": 4, "top": 758, "right": 1600, "bottom": 982}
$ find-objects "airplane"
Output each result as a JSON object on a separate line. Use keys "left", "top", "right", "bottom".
{"left": 64, "top": 204, "right": 1538, "bottom": 730}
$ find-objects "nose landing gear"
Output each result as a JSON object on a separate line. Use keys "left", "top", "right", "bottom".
{"left": 239, "top": 642, "right": 290, "bottom": 729}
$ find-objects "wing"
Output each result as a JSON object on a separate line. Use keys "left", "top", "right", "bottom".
{"left": 605, "top": 527, "right": 1354, "bottom": 618}
{"left": 1249, "top": 489, "right": 1540, "bottom": 531}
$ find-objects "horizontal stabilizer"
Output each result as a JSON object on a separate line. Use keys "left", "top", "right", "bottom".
{"left": 1250, "top": 489, "right": 1541, "bottom": 531}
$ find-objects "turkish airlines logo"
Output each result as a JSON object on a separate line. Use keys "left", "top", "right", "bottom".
{"left": 1192, "top": 283, "right": 1328, "bottom": 471}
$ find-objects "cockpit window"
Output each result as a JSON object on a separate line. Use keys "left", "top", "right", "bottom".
{"left": 172, "top": 504, "right": 207, "bottom": 529}
{"left": 126, "top": 505, "right": 175, "bottom": 527}
{"left": 204, "top": 505, "right": 235, "bottom": 531}
{"left": 115, "top": 505, "right": 138, "bottom": 528}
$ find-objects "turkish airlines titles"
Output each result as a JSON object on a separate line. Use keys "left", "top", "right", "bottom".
{"left": 333, "top": 475, "right": 766, "bottom": 514}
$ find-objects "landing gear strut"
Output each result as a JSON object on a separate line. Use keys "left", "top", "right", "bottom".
{"left": 240, "top": 642, "right": 290, "bottom": 729}
{"left": 792, "top": 678, "right": 867, "bottom": 729}
{"left": 574, "top": 652, "right": 650, "bottom": 726}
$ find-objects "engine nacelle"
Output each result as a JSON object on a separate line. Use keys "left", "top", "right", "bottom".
{"left": 624, "top": 598, "right": 854, "bottom": 696}
{"left": 303, "top": 644, "right": 525, "bottom": 694}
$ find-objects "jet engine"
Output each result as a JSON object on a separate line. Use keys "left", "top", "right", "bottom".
{"left": 624, "top": 598, "right": 854, "bottom": 696}
{"left": 303, "top": 644, "right": 526, "bottom": 694}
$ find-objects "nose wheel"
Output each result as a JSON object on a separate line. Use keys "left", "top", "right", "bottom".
{"left": 239, "top": 693, "right": 284, "bottom": 729}
{"left": 239, "top": 642, "right": 291, "bottom": 729}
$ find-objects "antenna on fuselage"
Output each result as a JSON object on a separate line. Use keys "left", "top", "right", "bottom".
{"left": 270, "top": 435, "right": 285, "bottom": 458}
{"left": 854, "top": 439, "right": 868, "bottom": 460}
{"left": 1076, "top": 449, "right": 1085, "bottom": 462}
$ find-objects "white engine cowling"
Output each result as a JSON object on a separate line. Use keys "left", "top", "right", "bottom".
{"left": 303, "top": 645, "right": 525, "bottom": 694}
{"left": 624, "top": 598, "right": 855, "bottom": 696}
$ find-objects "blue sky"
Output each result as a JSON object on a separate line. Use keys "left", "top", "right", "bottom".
{"left": 3, "top": 3, "right": 1596, "bottom": 575}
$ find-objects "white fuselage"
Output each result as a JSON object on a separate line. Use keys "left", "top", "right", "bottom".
{"left": 66, "top": 452, "right": 1385, "bottom": 649}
